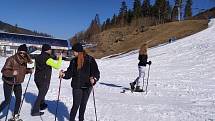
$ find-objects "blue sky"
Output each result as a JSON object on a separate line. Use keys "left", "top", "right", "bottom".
{"left": 0, "top": 0, "right": 214, "bottom": 39}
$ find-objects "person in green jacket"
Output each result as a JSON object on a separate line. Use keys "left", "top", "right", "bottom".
{"left": 31, "top": 44, "right": 62, "bottom": 116}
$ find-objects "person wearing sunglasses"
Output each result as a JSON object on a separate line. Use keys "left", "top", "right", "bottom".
{"left": 0, "top": 44, "right": 33, "bottom": 120}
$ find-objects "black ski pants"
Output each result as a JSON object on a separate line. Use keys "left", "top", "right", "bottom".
{"left": 70, "top": 87, "right": 92, "bottom": 121}
{"left": 0, "top": 82, "right": 22, "bottom": 115}
{"left": 32, "top": 81, "right": 49, "bottom": 113}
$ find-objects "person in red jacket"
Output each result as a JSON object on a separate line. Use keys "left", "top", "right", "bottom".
{"left": 0, "top": 44, "right": 33, "bottom": 120}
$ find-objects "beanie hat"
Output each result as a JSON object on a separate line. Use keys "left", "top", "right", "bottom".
{"left": 18, "top": 44, "right": 28, "bottom": 52}
{"left": 72, "top": 43, "right": 83, "bottom": 52}
{"left": 42, "top": 44, "right": 51, "bottom": 52}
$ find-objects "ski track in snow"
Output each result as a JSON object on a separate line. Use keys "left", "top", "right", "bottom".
{"left": 1, "top": 19, "right": 215, "bottom": 121}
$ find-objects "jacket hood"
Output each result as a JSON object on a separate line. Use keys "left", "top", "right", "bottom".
{"left": 14, "top": 52, "right": 33, "bottom": 65}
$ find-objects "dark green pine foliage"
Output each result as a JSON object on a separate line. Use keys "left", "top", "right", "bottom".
{"left": 127, "top": 9, "right": 134, "bottom": 24}
{"left": 166, "top": 0, "right": 172, "bottom": 20}
{"left": 133, "top": 0, "right": 142, "bottom": 18}
{"left": 184, "top": 0, "right": 192, "bottom": 19}
{"left": 171, "top": 0, "right": 182, "bottom": 21}
{"left": 119, "top": 1, "right": 128, "bottom": 17}
{"left": 118, "top": 1, "right": 128, "bottom": 26}
{"left": 142, "top": 0, "right": 151, "bottom": 17}
{"left": 154, "top": 0, "right": 168, "bottom": 21}
{"left": 111, "top": 14, "right": 117, "bottom": 25}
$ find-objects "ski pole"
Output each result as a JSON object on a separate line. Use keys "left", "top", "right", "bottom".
{"left": 18, "top": 73, "right": 32, "bottom": 116}
{"left": 54, "top": 77, "right": 63, "bottom": 121}
{"left": 145, "top": 64, "right": 151, "bottom": 95}
{"left": 5, "top": 80, "right": 15, "bottom": 121}
{"left": 142, "top": 77, "right": 145, "bottom": 91}
{"left": 92, "top": 86, "right": 98, "bottom": 121}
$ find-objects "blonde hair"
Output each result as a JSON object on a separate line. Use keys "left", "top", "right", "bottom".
{"left": 139, "top": 43, "right": 147, "bottom": 55}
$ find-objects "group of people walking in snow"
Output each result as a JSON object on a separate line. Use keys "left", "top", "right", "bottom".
{"left": 0, "top": 43, "right": 100, "bottom": 121}
{"left": 0, "top": 42, "right": 150, "bottom": 121}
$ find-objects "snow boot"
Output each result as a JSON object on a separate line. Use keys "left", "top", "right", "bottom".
{"left": 8, "top": 114, "right": 23, "bottom": 121}
{"left": 130, "top": 82, "right": 135, "bottom": 91}
{"left": 31, "top": 112, "right": 44, "bottom": 116}
{"left": 134, "top": 86, "right": 144, "bottom": 92}
{"left": 40, "top": 103, "right": 48, "bottom": 110}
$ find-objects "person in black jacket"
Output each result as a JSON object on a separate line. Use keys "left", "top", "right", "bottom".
{"left": 59, "top": 43, "right": 100, "bottom": 121}
{"left": 31, "top": 44, "right": 62, "bottom": 116}
{"left": 130, "top": 44, "right": 151, "bottom": 92}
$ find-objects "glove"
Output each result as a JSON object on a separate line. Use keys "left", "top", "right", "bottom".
{"left": 59, "top": 70, "right": 65, "bottom": 78}
{"left": 29, "top": 68, "right": 34, "bottom": 74}
{"left": 90, "top": 77, "right": 97, "bottom": 86}
{"left": 148, "top": 61, "right": 152, "bottom": 65}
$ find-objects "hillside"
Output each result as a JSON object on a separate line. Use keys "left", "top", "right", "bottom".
{"left": 0, "top": 20, "right": 51, "bottom": 37}
{"left": 87, "top": 19, "right": 208, "bottom": 58}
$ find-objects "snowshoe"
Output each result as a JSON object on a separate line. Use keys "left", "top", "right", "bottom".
{"left": 8, "top": 118, "right": 23, "bottom": 121}
{"left": 31, "top": 112, "right": 44, "bottom": 116}
{"left": 8, "top": 114, "right": 23, "bottom": 121}
{"left": 134, "top": 86, "right": 144, "bottom": 92}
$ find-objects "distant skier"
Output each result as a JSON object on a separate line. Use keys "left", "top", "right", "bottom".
{"left": 0, "top": 44, "right": 33, "bottom": 120}
{"left": 130, "top": 43, "right": 151, "bottom": 92}
{"left": 59, "top": 43, "right": 100, "bottom": 121}
{"left": 31, "top": 44, "right": 62, "bottom": 116}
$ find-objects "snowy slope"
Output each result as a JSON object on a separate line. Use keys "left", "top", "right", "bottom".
{"left": 1, "top": 19, "right": 215, "bottom": 121}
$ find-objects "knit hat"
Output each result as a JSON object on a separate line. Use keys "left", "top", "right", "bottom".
{"left": 42, "top": 44, "right": 51, "bottom": 52}
{"left": 18, "top": 44, "right": 28, "bottom": 52}
{"left": 72, "top": 43, "right": 83, "bottom": 52}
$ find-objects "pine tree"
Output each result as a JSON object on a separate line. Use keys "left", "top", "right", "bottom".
{"left": 105, "top": 18, "right": 111, "bottom": 30}
{"left": 118, "top": 1, "right": 128, "bottom": 26}
{"left": 162, "top": 0, "right": 172, "bottom": 21}
{"left": 171, "top": 0, "right": 183, "bottom": 21}
{"left": 119, "top": 1, "right": 128, "bottom": 17}
{"left": 142, "top": 0, "right": 151, "bottom": 17}
{"left": 101, "top": 21, "right": 106, "bottom": 31}
{"left": 184, "top": 0, "right": 192, "bottom": 19}
{"left": 95, "top": 14, "right": 101, "bottom": 28}
{"left": 127, "top": 9, "right": 134, "bottom": 24}
{"left": 133, "top": 0, "right": 142, "bottom": 18}
{"left": 154, "top": 0, "right": 168, "bottom": 21}
{"left": 166, "top": 1, "right": 172, "bottom": 20}
{"left": 111, "top": 14, "right": 117, "bottom": 26}
{"left": 84, "top": 14, "right": 101, "bottom": 41}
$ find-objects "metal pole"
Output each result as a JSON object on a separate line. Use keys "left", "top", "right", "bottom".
{"left": 145, "top": 64, "right": 151, "bottom": 95}
{"left": 92, "top": 87, "right": 98, "bottom": 121}
{"left": 18, "top": 73, "right": 32, "bottom": 116}
{"left": 54, "top": 78, "right": 63, "bottom": 121}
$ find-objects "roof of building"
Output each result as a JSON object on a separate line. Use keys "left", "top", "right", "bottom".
{"left": 0, "top": 31, "right": 70, "bottom": 47}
